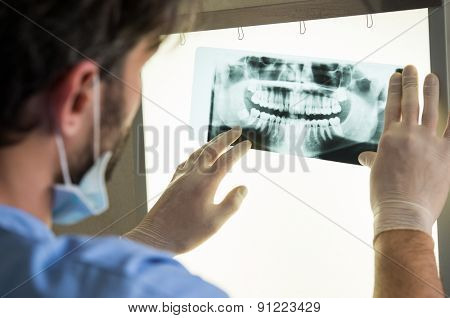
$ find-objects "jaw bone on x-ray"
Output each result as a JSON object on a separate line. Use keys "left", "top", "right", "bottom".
{"left": 192, "top": 48, "right": 400, "bottom": 165}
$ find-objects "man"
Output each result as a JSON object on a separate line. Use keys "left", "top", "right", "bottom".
{"left": 0, "top": 1, "right": 448, "bottom": 298}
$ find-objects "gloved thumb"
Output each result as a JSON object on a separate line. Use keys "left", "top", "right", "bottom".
{"left": 215, "top": 186, "right": 248, "bottom": 219}
{"left": 358, "top": 151, "right": 377, "bottom": 168}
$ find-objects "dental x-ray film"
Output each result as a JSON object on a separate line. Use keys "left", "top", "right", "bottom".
{"left": 191, "top": 48, "right": 400, "bottom": 165}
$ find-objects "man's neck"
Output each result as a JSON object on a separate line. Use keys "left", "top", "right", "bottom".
{"left": 0, "top": 135, "right": 56, "bottom": 226}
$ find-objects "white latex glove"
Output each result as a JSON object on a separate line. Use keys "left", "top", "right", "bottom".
{"left": 359, "top": 65, "right": 450, "bottom": 238}
{"left": 125, "top": 128, "right": 252, "bottom": 254}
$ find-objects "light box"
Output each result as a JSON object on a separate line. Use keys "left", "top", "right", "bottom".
{"left": 141, "top": 9, "right": 436, "bottom": 297}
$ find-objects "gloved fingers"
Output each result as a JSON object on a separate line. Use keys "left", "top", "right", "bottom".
{"left": 401, "top": 65, "right": 420, "bottom": 126}
{"left": 421, "top": 73, "right": 440, "bottom": 133}
{"left": 384, "top": 72, "right": 402, "bottom": 132}
{"left": 185, "top": 142, "right": 210, "bottom": 170}
{"left": 183, "top": 130, "right": 231, "bottom": 172}
{"left": 214, "top": 186, "right": 248, "bottom": 222}
{"left": 175, "top": 146, "right": 208, "bottom": 177}
{"left": 358, "top": 151, "right": 377, "bottom": 168}
{"left": 173, "top": 160, "right": 189, "bottom": 179}
{"left": 208, "top": 140, "right": 252, "bottom": 187}
{"left": 197, "top": 127, "right": 243, "bottom": 170}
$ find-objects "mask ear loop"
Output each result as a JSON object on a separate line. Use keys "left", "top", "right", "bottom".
{"left": 55, "top": 132, "right": 73, "bottom": 185}
{"left": 92, "top": 75, "right": 101, "bottom": 161}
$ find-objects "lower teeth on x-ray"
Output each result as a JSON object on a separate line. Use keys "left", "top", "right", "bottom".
{"left": 192, "top": 48, "right": 400, "bottom": 165}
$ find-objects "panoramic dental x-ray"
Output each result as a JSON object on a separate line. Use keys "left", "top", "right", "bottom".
{"left": 192, "top": 48, "right": 399, "bottom": 165}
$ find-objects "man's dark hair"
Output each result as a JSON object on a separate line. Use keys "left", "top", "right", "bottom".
{"left": 0, "top": 0, "right": 180, "bottom": 146}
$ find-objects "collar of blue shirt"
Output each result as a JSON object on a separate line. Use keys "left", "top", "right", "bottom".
{"left": 0, "top": 205, "right": 55, "bottom": 241}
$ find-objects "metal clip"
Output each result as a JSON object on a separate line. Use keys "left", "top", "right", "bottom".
{"left": 299, "top": 21, "right": 306, "bottom": 35}
{"left": 238, "top": 27, "right": 245, "bottom": 40}
{"left": 180, "top": 33, "right": 186, "bottom": 46}
{"left": 366, "top": 15, "right": 374, "bottom": 28}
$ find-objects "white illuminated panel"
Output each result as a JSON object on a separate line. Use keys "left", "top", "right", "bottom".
{"left": 142, "top": 9, "right": 435, "bottom": 297}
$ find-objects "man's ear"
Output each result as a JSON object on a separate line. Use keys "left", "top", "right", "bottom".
{"left": 49, "top": 61, "right": 99, "bottom": 137}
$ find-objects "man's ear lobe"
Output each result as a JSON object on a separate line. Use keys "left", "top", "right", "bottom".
{"left": 50, "top": 61, "right": 99, "bottom": 136}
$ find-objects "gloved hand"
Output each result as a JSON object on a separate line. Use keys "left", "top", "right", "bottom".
{"left": 125, "top": 127, "right": 251, "bottom": 254}
{"left": 359, "top": 65, "right": 450, "bottom": 239}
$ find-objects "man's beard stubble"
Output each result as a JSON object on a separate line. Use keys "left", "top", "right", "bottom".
{"left": 104, "top": 128, "right": 132, "bottom": 182}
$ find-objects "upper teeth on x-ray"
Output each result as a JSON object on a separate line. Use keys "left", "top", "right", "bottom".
{"left": 195, "top": 48, "right": 399, "bottom": 165}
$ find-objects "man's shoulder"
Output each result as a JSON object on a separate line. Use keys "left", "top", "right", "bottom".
{"left": 0, "top": 231, "right": 226, "bottom": 298}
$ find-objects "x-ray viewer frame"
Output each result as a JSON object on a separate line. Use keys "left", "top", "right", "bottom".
{"left": 429, "top": 4, "right": 450, "bottom": 295}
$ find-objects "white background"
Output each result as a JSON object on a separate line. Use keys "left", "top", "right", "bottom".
{"left": 141, "top": 9, "right": 435, "bottom": 297}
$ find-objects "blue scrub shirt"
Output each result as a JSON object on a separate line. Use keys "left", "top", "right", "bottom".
{"left": 0, "top": 205, "right": 227, "bottom": 297}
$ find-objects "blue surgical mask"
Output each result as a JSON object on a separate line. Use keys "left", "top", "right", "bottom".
{"left": 52, "top": 75, "right": 112, "bottom": 225}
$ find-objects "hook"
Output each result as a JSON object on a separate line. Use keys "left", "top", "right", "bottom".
{"left": 299, "top": 21, "right": 306, "bottom": 35}
{"left": 238, "top": 27, "right": 245, "bottom": 40}
{"left": 180, "top": 33, "right": 186, "bottom": 46}
{"left": 366, "top": 14, "right": 374, "bottom": 28}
